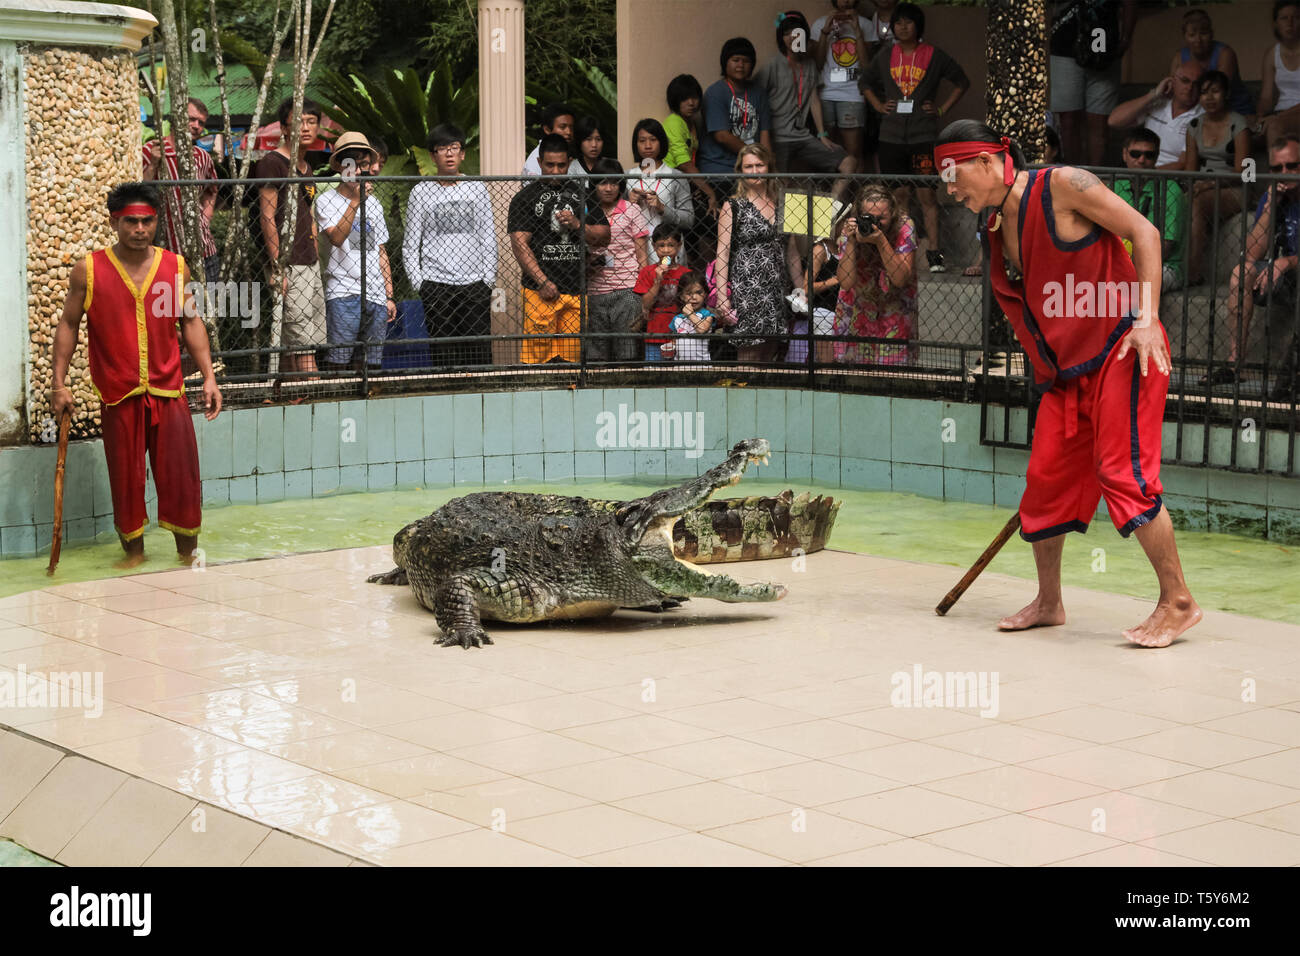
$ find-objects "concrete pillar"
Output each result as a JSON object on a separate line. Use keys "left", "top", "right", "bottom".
{"left": 478, "top": 0, "right": 526, "bottom": 363}
{"left": 0, "top": 1, "right": 156, "bottom": 446}
{"left": 477, "top": 0, "right": 525, "bottom": 176}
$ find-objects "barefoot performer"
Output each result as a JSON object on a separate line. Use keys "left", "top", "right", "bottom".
{"left": 50, "top": 183, "right": 222, "bottom": 566}
{"left": 934, "top": 121, "right": 1201, "bottom": 648}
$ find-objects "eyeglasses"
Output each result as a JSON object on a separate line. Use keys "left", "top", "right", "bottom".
{"left": 1128, "top": 149, "right": 1158, "bottom": 161}
{"left": 432, "top": 144, "right": 463, "bottom": 154}
{"left": 1270, "top": 161, "right": 1300, "bottom": 172}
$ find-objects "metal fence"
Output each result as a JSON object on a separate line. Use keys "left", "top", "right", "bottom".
{"left": 145, "top": 167, "right": 1299, "bottom": 473}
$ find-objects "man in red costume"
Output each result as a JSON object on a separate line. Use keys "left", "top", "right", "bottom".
{"left": 51, "top": 182, "right": 222, "bottom": 566}
{"left": 934, "top": 121, "right": 1200, "bottom": 648}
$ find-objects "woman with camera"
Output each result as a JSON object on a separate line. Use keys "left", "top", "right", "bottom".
{"left": 832, "top": 183, "right": 919, "bottom": 364}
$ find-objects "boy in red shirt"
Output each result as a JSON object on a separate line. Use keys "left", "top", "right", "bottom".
{"left": 633, "top": 224, "right": 690, "bottom": 360}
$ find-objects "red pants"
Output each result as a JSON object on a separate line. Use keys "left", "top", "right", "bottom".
{"left": 1020, "top": 335, "right": 1167, "bottom": 541}
{"left": 100, "top": 393, "right": 201, "bottom": 540}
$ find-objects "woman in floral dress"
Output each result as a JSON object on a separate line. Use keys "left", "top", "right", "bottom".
{"left": 714, "top": 144, "right": 802, "bottom": 363}
{"left": 834, "top": 183, "right": 919, "bottom": 364}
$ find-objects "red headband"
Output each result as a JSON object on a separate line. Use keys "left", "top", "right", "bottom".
{"left": 111, "top": 204, "right": 157, "bottom": 219}
{"left": 933, "top": 137, "right": 1015, "bottom": 186}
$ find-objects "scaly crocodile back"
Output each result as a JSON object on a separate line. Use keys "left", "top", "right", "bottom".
{"left": 672, "top": 490, "right": 840, "bottom": 564}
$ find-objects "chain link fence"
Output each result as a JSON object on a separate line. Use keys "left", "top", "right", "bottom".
{"left": 138, "top": 168, "right": 1299, "bottom": 472}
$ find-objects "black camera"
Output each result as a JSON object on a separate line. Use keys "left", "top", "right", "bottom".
{"left": 857, "top": 212, "right": 881, "bottom": 237}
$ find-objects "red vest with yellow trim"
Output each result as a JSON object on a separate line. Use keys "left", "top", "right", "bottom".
{"left": 83, "top": 247, "right": 186, "bottom": 406}
{"left": 988, "top": 168, "right": 1139, "bottom": 393}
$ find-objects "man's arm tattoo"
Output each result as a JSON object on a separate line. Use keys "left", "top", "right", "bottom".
{"left": 1067, "top": 167, "right": 1102, "bottom": 192}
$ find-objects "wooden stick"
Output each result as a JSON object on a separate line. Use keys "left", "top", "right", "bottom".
{"left": 46, "top": 409, "right": 71, "bottom": 575}
{"left": 935, "top": 512, "right": 1021, "bottom": 616}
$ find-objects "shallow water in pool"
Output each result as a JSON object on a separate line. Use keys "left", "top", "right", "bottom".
{"left": 2, "top": 479, "right": 1295, "bottom": 624}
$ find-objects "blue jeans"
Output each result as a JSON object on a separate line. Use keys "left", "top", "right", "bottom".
{"left": 325, "top": 296, "right": 387, "bottom": 366}
{"left": 645, "top": 344, "right": 664, "bottom": 361}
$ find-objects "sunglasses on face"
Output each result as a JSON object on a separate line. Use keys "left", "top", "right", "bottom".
{"left": 1271, "top": 161, "right": 1300, "bottom": 172}
{"left": 1128, "top": 149, "right": 1158, "bottom": 160}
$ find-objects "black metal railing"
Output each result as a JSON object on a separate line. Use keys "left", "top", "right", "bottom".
{"left": 129, "top": 169, "right": 1300, "bottom": 474}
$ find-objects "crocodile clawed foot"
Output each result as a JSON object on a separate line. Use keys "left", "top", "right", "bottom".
{"left": 437, "top": 625, "right": 492, "bottom": 649}
{"left": 367, "top": 567, "right": 408, "bottom": 586}
{"left": 629, "top": 597, "right": 687, "bottom": 613}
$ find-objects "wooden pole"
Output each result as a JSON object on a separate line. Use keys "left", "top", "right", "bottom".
{"left": 46, "top": 408, "right": 71, "bottom": 574}
{"left": 935, "top": 512, "right": 1021, "bottom": 616}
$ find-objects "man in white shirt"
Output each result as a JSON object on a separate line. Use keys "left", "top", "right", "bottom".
{"left": 314, "top": 132, "right": 394, "bottom": 371}
{"left": 1108, "top": 59, "right": 1205, "bottom": 168}
{"left": 405, "top": 123, "right": 498, "bottom": 365}
{"left": 521, "top": 103, "right": 585, "bottom": 177}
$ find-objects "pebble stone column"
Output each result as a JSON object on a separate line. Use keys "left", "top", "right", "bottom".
{"left": 0, "top": 0, "right": 157, "bottom": 446}
{"left": 479, "top": 0, "right": 525, "bottom": 365}
{"left": 986, "top": 0, "right": 1047, "bottom": 164}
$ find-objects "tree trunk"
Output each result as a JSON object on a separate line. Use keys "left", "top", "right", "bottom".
{"left": 153, "top": 0, "right": 201, "bottom": 268}
{"left": 275, "top": 0, "right": 336, "bottom": 281}
{"left": 153, "top": 0, "right": 223, "bottom": 357}
{"left": 219, "top": 0, "right": 294, "bottom": 278}
{"left": 986, "top": 0, "right": 1047, "bottom": 164}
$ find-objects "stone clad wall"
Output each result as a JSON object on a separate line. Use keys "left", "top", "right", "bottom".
{"left": 23, "top": 45, "right": 141, "bottom": 443}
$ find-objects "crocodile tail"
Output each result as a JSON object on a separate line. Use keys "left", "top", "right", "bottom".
{"left": 672, "top": 490, "right": 839, "bottom": 564}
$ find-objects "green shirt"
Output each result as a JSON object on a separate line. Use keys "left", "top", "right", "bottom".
{"left": 1113, "top": 176, "right": 1187, "bottom": 286}
{"left": 663, "top": 112, "right": 697, "bottom": 169}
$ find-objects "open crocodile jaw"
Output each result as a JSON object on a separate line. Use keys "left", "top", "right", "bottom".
{"left": 641, "top": 445, "right": 769, "bottom": 573}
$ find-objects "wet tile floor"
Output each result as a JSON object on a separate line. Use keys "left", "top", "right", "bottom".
{"left": 2, "top": 547, "right": 1299, "bottom": 866}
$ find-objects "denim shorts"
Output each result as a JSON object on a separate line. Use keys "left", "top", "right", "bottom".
{"left": 821, "top": 99, "right": 867, "bottom": 130}
{"left": 324, "top": 295, "right": 387, "bottom": 366}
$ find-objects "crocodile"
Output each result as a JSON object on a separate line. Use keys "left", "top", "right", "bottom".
{"left": 368, "top": 438, "right": 792, "bottom": 648}
{"left": 585, "top": 489, "right": 840, "bottom": 563}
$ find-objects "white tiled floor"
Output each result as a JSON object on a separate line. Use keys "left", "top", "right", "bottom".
{"left": 1, "top": 545, "right": 1298, "bottom": 866}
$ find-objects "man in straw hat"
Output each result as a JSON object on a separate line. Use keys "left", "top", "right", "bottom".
{"left": 313, "top": 131, "right": 396, "bottom": 372}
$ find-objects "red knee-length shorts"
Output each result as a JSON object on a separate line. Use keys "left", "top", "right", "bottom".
{"left": 100, "top": 392, "right": 202, "bottom": 540}
{"left": 1019, "top": 331, "right": 1168, "bottom": 541}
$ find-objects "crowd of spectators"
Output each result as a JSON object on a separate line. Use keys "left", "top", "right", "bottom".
{"left": 1070, "top": 2, "right": 1300, "bottom": 398}
{"left": 144, "top": 2, "right": 1300, "bottom": 395}
{"left": 149, "top": 2, "right": 964, "bottom": 373}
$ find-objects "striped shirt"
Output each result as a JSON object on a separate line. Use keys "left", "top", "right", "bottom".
{"left": 141, "top": 139, "right": 218, "bottom": 258}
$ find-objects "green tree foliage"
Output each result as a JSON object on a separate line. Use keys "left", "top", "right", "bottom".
{"left": 126, "top": 0, "right": 617, "bottom": 87}
{"left": 317, "top": 62, "right": 480, "bottom": 174}
{"left": 420, "top": 0, "right": 615, "bottom": 86}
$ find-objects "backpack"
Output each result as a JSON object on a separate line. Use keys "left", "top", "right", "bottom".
{"left": 1069, "top": 0, "right": 1123, "bottom": 71}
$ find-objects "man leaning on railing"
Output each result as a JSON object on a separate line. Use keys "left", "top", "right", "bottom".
{"left": 507, "top": 134, "right": 611, "bottom": 365}
{"left": 1214, "top": 135, "right": 1300, "bottom": 400}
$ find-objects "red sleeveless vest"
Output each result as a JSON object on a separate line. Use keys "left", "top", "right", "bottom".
{"left": 83, "top": 247, "right": 186, "bottom": 406}
{"left": 988, "top": 168, "right": 1140, "bottom": 393}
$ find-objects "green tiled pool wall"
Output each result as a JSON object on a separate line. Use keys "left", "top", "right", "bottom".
{"left": 3, "top": 388, "right": 1299, "bottom": 555}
